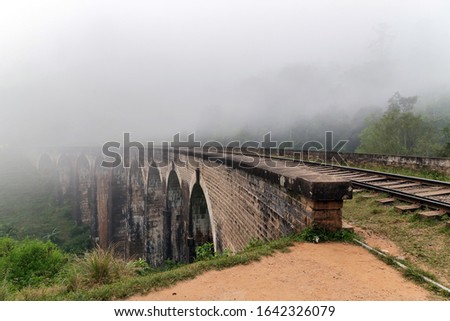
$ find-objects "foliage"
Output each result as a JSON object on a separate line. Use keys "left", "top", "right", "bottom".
{"left": 0, "top": 237, "right": 16, "bottom": 258}
{"left": 131, "top": 258, "right": 152, "bottom": 276}
{"left": 439, "top": 125, "right": 450, "bottom": 157}
{"left": 60, "top": 224, "right": 92, "bottom": 255}
{"left": 0, "top": 238, "right": 67, "bottom": 290}
{"left": 357, "top": 92, "right": 441, "bottom": 156}
{"left": 294, "top": 227, "right": 357, "bottom": 243}
{"left": 62, "top": 246, "right": 137, "bottom": 291}
{"left": 195, "top": 242, "right": 215, "bottom": 261}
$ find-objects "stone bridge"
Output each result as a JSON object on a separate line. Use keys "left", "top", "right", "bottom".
{"left": 36, "top": 148, "right": 352, "bottom": 267}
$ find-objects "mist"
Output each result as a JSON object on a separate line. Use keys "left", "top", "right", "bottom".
{"left": 1, "top": 0, "right": 449, "bottom": 148}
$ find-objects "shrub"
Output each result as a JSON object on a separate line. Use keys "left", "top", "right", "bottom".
{"left": 195, "top": 242, "right": 215, "bottom": 261}
{"left": 0, "top": 237, "right": 16, "bottom": 259}
{"left": 3, "top": 239, "right": 66, "bottom": 289}
{"left": 295, "top": 227, "right": 356, "bottom": 243}
{"left": 64, "top": 246, "right": 137, "bottom": 291}
{"left": 60, "top": 225, "right": 92, "bottom": 254}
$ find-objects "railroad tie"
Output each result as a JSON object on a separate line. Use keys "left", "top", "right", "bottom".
{"left": 394, "top": 204, "right": 421, "bottom": 213}
{"left": 417, "top": 210, "right": 447, "bottom": 220}
{"left": 376, "top": 198, "right": 396, "bottom": 204}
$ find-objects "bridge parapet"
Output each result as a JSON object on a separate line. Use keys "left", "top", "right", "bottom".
{"left": 186, "top": 151, "right": 352, "bottom": 244}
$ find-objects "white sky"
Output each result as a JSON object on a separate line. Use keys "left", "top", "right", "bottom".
{"left": 1, "top": 0, "right": 449, "bottom": 145}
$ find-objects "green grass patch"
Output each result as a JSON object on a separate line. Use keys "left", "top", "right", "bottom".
{"left": 5, "top": 229, "right": 357, "bottom": 301}
{"left": 343, "top": 192, "right": 450, "bottom": 290}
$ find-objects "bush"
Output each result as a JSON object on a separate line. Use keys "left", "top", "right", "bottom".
{"left": 64, "top": 246, "right": 137, "bottom": 291}
{"left": 60, "top": 225, "right": 92, "bottom": 255}
{"left": 195, "top": 242, "right": 215, "bottom": 261}
{"left": 2, "top": 239, "right": 66, "bottom": 289}
{"left": 295, "top": 227, "right": 356, "bottom": 243}
{"left": 0, "top": 237, "right": 16, "bottom": 258}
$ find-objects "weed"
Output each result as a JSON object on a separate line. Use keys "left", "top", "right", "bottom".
{"left": 62, "top": 246, "right": 137, "bottom": 291}
{"left": 294, "top": 226, "right": 357, "bottom": 243}
{"left": 195, "top": 242, "right": 215, "bottom": 261}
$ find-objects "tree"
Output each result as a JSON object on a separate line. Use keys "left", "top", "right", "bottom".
{"left": 357, "top": 92, "right": 440, "bottom": 156}
{"left": 439, "top": 126, "right": 450, "bottom": 157}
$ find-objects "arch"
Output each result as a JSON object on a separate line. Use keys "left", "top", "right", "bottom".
{"left": 75, "top": 154, "right": 92, "bottom": 225}
{"left": 110, "top": 164, "right": 129, "bottom": 258}
{"left": 37, "top": 153, "right": 55, "bottom": 176}
{"left": 128, "top": 159, "right": 146, "bottom": 258}
{"left": 188, "top": 182, "right": 213, "bottom": 262}
{"left": 164, "top": 161, "right": 181, "bottom": 190}
{"left": 93, "top": 155, "right": 112, "bottom": 249}
{"left": 146, "top": 163, "right": 165, "bottom": 267}
{"left": 165, "top": 169, "right": 183, "bottom": 262}
{"left": 36, "top": 153, "right": 58, "bottom": 201}
{"left": 188, "top": 169, "right": 218, "bottom": 253}
{"left": 56, "top": 154, "right": 74, "bottom": 205}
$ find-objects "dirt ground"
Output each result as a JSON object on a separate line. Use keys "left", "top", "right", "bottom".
{"left": 129, "top": 237, "right": 437, "bottom": 301}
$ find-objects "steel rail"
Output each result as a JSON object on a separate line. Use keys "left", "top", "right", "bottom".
{"left": 229, "top": 151, "right": 450, "bottom": 212}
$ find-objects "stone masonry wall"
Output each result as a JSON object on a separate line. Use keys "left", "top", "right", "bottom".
{"left": 44, "top": 148, "right": 351, "bottom": 265}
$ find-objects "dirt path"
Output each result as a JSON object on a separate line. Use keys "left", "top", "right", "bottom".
{"left": 129, "top": 242, "right": 436, "bottom": 301}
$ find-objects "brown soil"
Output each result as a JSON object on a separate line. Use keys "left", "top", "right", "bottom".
{"left": 352, "top": 226, "right": 403, "bottom": 257}
{"left": 129, "top": 242, "right": 437, "bottom": 301}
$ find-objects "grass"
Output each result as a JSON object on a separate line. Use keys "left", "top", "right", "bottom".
{"left": 2, "top": 220, "right": 448, "bottom": 300}
{"left": 343, "top": 191, "right": 450, "bottom": 290}
{"left": 4, "top": 229, "right": 356, "bottom": 301}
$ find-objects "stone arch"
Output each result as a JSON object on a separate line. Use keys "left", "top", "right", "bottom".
{"left": 166, "top": 168, "right": 183, "bottom": 262}
{"left": 146, "top": 162, "right": 165, "bottom": 267}
{"left": 128, "top": 160, "right": 146, "bottom": 259}
{"left": 75, "top": 154, "right": 92, "bottom": 225}
{"left": 37, "top": 153, "right": 58, "bottom": 200}
{"left": 56, "top": 154, "right": 74, "bottom": 206}
{"left": 188, "top": 169, "right": 218, "bottom": 253}
{"left": 188, "top": 182, "right": 213, "bottom": 262}
{"left": 94, "top": 156, "right": 112, "bottom": 249}
{"left": 37, "top": 153, "right": 55, "bottom": 176}
{"left": 110, "top": 163, "right": 129, "bottom": 258}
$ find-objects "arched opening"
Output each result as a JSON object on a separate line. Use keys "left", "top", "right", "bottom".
{"left": 37, "top": 153, "right": 55, "bottom": 176}
{"left": 94, "top": 156, "right": 111, "bottom": 250}
{"left": 146, "top": 163, "right": 164, "bottom": 267}
{"left": 110, "top": 164, "right": 129, "bottom": 258}
{"left": 166, "top": 170, "right": 182, "bottom": 262}
{"left": 56, "top": 154, "right": 74, "bottom": 206}
{"left": 37, "top": 153, "right": 58, "bottom": 200}
{"left": 128, "top": 160, "right": 146, "bottom": 259}
{"left": 188, "top": 183, "right": 213, "bottom": 262}
{"left": 75, "top": 154, "right": 91, "bottom": 225}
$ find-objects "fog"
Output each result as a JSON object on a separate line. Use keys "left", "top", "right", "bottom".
{"left": 1, "top": 0, "right": 450, "bottom": 147}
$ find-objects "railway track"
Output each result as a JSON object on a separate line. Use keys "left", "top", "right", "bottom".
{"left": 244, "top": 155, "right": 447, "bottom": 222}
{"left": 229, "top": 150, "right": 450, "bottom": 216}
{"left": 299, "top": 161, "right": 450, "bottom": 214}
